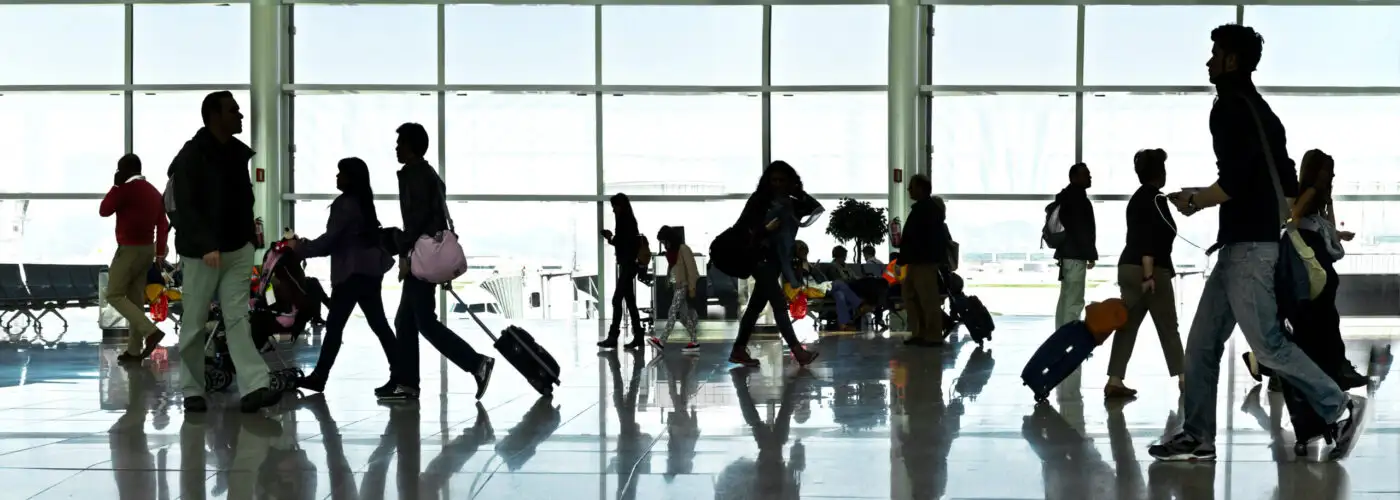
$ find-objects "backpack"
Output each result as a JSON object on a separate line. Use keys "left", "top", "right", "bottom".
{"left": 1041, "top": 201, "right": 1067, "bottom": 249}
{"left": 163, "top": 175, "right": 178, "bottom": 228}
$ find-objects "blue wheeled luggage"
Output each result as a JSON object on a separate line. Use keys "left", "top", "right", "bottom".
{"left": 1020, "top": 321, "right": 1098, "bottom": 402}
{"left": 449, "top": 289, "right": 562, "bottom": 396}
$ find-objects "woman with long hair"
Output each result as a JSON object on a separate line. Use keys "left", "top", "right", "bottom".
{"left": 648, "top": 225, "right": 700, "bottom": 353}
{"left": 728, "top": 161, "right": 820, "bottom": 367}
{"left": 289, "top": 157, "right": 398, "bottom": 392}
{"left": 599, "top": 193, "right": 646, "bottom": 350}
{"left": 1243, "top": 149, "right": 1367, "bottom": 391}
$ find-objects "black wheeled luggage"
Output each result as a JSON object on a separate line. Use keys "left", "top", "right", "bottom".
{"left": 942, "top": 268, "right": 994, "bottom": 345}
{"left": 449, "top": 289, "right": 562, "bottom": 396}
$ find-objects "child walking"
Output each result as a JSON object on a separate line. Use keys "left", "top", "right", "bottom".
{"left": 649, "top": 226, "right": 700, "bottom": 353}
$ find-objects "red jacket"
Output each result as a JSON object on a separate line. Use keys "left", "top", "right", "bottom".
{"left": 99, "top": 177, "right": 170, "bottom": 256}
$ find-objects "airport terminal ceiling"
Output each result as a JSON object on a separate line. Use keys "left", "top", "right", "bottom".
{"left": 2, "top": 0, "right": 1399, "bottom": 284}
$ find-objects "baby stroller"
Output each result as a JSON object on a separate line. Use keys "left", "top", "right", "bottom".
{"left": 204, "top": 240, "right": 320, "bottom": 395}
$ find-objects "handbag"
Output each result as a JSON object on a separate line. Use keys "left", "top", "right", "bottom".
{"left": 409, "top": 181, "right": 468, "bottom": 284}
{"left": 1239, "top": 97, "right": 1327, "bottom": 308}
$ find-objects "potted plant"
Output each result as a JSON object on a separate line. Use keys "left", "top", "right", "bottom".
{"left": 825, "top": 198, "right": 888, "bottom": 256}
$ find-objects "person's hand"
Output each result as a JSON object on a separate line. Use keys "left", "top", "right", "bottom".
{"left": 113, "top": 171, "right": 128, "bottom": 186}
{"left": 202, "top": 251, "right": 221, "bottom": 269}
{"left": 599, "top": 229, "right": 613, "bottom": 240}
{"left": 1142, "top": 276, "right": 1156, "bottom": 294}
{"left": 1087, "top": 261, "right": 1096, "bottom": 270}
{"left": 1168, "top": 192, "right": 1196, "bottom": 216}
{"left": 155, "top": 252, "right": 167, "bottom": 263}
{"left": 1340, "top": 230, "right": 1356, "bottom": 242}
{"left": 397, "top": 256, "right": 410, "bottom": 282}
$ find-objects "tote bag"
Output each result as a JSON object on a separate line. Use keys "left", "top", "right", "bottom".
{"left": 1239, "top": 98, "right": 1327, "bottom": 309}
{"left": 409, "top": 183, "right": 468, "bottom": 284}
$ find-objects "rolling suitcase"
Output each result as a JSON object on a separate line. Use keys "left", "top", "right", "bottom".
{"left": 1020, "top": 321, "right": 1097, "bottom": 402}
{"left": 942, "top": 269, "right": 994, "bottom": 345}
{"left": 449, "top": 289, "right": 562, "bottom": 397}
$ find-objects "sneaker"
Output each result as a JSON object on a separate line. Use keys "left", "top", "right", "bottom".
{"left": 239, "top": 387, "right": 283, "bottom": 414}
{"left": 791, "top": 349, "right": 820, "bottom": 367}
{"left": 142, "top": 330, "right": 166, "bottom": 357}
{"left": 377, "top": 384, "right": 420, "bottom": 401}
{"left": 474, "top": 358, "right": 495, "bottom": 400}
{"left": 1104, "top": 384, "right": 1138, "bottom": 399}
{"left": 1148, "top": 432, "right": 1217, "bottom": 462}
{"left": 373, "top": 381, "right": 396, "bottom": 398}
{"left": 623, "top": 338, "right": 645, "bottom": 351}
{"left": 682, "top": 342, "right": 700, "bottom": 354}
{"left": 596, "top": 338, "right": 618, "bottom": 351}
{"left": 1242, "top": 352, "right": 1262, "bottom": 382}
{"left": 183, "top": 395, "right": 209, "bottom": 413}
{"left": 729, "top": 351, "right": 760, "bottom": 367}
{"left": 648, "top": 336, "right": 664, "bottom": 350}
{"left": 1328, "top": 395, "right": 1368, "bottom": 460}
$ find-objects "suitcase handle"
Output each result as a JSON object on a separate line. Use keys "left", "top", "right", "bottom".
{"left": 448, "top": 287, "right": 560, "bottom": 383}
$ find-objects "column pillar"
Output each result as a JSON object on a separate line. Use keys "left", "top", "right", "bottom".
{"left": 888, "top": 0, "right": 919, "bottom": 229}
{"left": 250, "top": 0, "right": 284, "bottom": 243}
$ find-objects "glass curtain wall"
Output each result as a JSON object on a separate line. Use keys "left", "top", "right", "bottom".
{"left": 282, "top": 3, "right": 891, "bottom": 320}
{"left": 0, "top": 2, "right": 251, "bottom": 265}
{"left": 922, "top": 3, "right": 1400, "bottom": 313}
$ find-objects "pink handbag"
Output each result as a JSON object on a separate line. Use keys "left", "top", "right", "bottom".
{"left": 411, "top": 229, "right": 467, "bottom": 284}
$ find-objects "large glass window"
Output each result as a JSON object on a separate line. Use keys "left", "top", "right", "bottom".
{"left": 1082, "top": 94, "right": 1219, "bottom": 193}
{"left": 930, "top": 95, "right": 1076, "bottom": 194}
{"left": 601, "top": 6, "right": 762, "bottom": 86}
{"left": 1330, "top": 201, "right": 1400, "bottom": 275}
{"left": 134, "top": 91, "right": 253, "bottom": 190}
{"left": 602, "top": 94, "right": 761, "bottom": 194}
{"left": 0, "top": 93, "right": 124, "bottom": 193}
{"left": 771, "top": 6, "right": 887, "bottom": 86}
{"left": 134, "top": 4, "right": 251, "bottom": 85}
{"left": 445, "top": 5, "right": 594, "bottom": 85}
{"left": 0, "top": 200, "right": 110, "bottom": 265}
{"left": 1246, "top": 7, "right": 1400, "bottom": 87}
{"left": 292, "top": 5, "right": 437, "bottom": 85}
{"left": 771, "top": 93, "right": 887, "bottom": 194}
{"left": 1268, "top": 96, "right": 1400, "bottom": 191}
{"left": 1083, "top": 6, "right": 1235, "bottom": 86}
{"left": 0, "top": 5, "right": 123, "bottom": 85}
{"left": 291, "top": 93, "right": 439, "bottom": 195}
{"left": 444, "top": 93, "right": 595, "bottom": 195}
{"left": 930, "top": 6, "right": 1078, "bottom": 86}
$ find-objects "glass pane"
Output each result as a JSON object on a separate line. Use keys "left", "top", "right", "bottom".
{"left": 602, "top": 94, "right": 761, "bottom": 195}
{"left": 1330, "top": 201, "right": 1400, "bottom": 275}
{"left": 0, "top": 93, "right": 124, "bottom": 193}
{"left": 134, "top": 4, "right": 251, "bottom": 85}
{"left": 293, "top": 199, "right": 405, "bottom": 316}
{"left": 1246, "top": 7, "right": 1400, "bottom": 87}
{"left": 771, "top": 93, "right": 887, "bottom": 194}
{"left": 601, "top": 6, "right": 762, "bottom": 86}
{"left": 1083, "top": 6, "right": 1235, "bottom": 86}
{"left": 444, "top": 93, "right": 595, "bottom": 195}
{"left": 0, "top": 200, "right": 113, "bottom": 265}
{"left": 931, "top": 95, "right": 1076, "bottom": 194}
{"left": 292, "top": 5, "right": 437, "bottom": 84}
{"left": 1082, "top": 94, "right": 1219, "bottom": 194}
{"left": 445, "top": 5, "right": 594, "bottom": 85}
{"left": 134, "top": 91, "right": 254, "bottom": 191}
{"left": 771, "top": 6, "right": 887, "bottom": 86}
{"left": 292, "top": 94, "right": 440, "bottom": 195}
{"left": 930, "top": 6, "right": 1077, "bottom": 86}
{"left": 0, "top": 5, "right": 123, "bottom": 85}
{"left": 1268, "top": 96, "right": 1400, "bottom": 193}
{"left": 446, "top": 201, "right": 598, "bottom": 320}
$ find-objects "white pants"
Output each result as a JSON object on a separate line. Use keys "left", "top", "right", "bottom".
{"left": 1055, "top": 258, "right": 1089, "bottom": 400}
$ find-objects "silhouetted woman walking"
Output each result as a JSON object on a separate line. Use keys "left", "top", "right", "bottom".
{"left": 599, "top": 193, "right": 645, "bottom": 350}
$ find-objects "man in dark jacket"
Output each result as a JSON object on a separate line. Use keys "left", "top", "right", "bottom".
{"left": 897, "top": 174, "right": 952, "bottom": 347}
{"left": 171, "top": 91, "right": 280, "bottom": 414}
{"left": 1052, "top": 163, "right": 1098, "bottom": 330}
{"left": 379, "top": 123, "right": 495, "bottom": 402}
{"left": 1150, "top": 24, "right": 1362, "bottom": 463}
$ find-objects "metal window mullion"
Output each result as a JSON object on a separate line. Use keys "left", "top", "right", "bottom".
{"left": 1073, "top": 4, "right": 1085, "bottom": 164}
{"left": 761, "top": 4, "right": 772, "bottom": 169}
{"left": 283, "top": 3, "right": 297, "bottom": 229}
{"left": 124, "top": 3, "right": 134, "bottom": 155}
{"left": 1237, "top": 4, "right": 1245, "bottom": 23}
{"left": 435, "top": 3, "right": 449, "bottom": 380}
{"left": 594, "top": 4, "right": 606, "bottom": 331}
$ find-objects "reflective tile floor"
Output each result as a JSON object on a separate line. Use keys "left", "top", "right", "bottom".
{"left": 0, "top": 312, "right": 1397, "bottom": 499}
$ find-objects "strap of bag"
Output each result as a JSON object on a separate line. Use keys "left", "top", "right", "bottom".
{"left": 437, "top": 176, "right": 456, "bottom": 234}
{"left": 1236, "top": 95, "right": 1294, "bottom": 230}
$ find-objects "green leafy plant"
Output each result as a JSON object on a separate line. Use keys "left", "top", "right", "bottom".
{"left": 824, "top": 198, "right": 888, "bottom": 255}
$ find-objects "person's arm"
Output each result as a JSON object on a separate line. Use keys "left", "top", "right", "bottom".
{"left": 1146, "top": 195, "right": 1175, "bottom": 275}
{"left": 1290, "top": 187, "right": 1317, "bottom": 221}
{"left": 395, "top": 174, "right": 438, "bottom": 255}
{"left": 99, "top": 184, "right": 124, "bottom": 218}
{"left": 300, "top": 197, "right": 357, "bottom": 259}
{"left": 680, "top": 245, "right": 699, "bottom": 291}
{"left": 171, "top": 145, "right": 221, "bottom": 255}
{"left": 155, "top": 208, "right": 170, "bottom": 258}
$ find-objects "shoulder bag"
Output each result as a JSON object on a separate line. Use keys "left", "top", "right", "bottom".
{"left": 409, "top": 180, "right": 468, "bottom": 284}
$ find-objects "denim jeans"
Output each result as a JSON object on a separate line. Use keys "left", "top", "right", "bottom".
{"left": 1182, "top": 242, "right": 1347, "bottom": 442}
{"left": 830, "top": 280, "right": 859, "bottom": 325}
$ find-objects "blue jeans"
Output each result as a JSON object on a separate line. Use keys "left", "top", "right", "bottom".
{"left": 1182, "top": 242, "right": 1347, "bottom": 442}
{"left": 830, "top": 280, "right": 858, "bottom": 326}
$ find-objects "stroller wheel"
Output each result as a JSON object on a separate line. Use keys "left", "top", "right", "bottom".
{"left": 205, "top": 365, "right": 233, "bottom": 393}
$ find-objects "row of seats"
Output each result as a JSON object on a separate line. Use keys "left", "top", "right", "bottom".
{"left": 0, "top": 263, "right": 106, "bottom": 332}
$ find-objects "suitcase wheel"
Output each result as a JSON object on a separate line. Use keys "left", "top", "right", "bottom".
{"left": 1294, "top": 441, "right": 1309, "bottom": 457}
{"left": 531, "top": 379, "right": 554, "bottom": 397}
{"left": 1033, "top": 391, "right": 1049, "bottom": 403}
